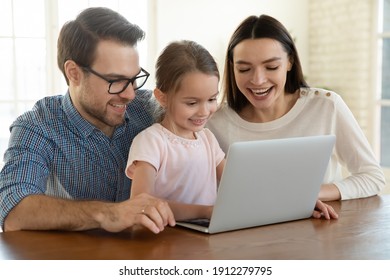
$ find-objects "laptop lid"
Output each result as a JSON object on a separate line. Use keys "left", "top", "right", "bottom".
{"left": 176, "top": 135, "right": 336, "bottom": 234}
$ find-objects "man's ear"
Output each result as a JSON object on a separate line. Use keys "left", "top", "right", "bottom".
{"left": 154, "top": 88, "right": 167, "bottom": 107}
{"left": 64, "top": 60, "right": 82, "bottom": 85}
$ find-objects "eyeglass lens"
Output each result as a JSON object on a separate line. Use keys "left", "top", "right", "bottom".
{"left": 108, "top": 74, "right": 148, "bottom": 94}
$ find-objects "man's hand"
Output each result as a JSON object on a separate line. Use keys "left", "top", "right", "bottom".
{"left": 97, "top": 193, "right": 176, "bottom": 233}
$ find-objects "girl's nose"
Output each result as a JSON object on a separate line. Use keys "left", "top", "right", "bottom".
{"left": 199, "top": 103, "right": 209, "bottom": 115}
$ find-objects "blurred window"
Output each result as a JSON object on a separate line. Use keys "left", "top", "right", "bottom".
{"left": 0, "top": 0, "right": 148, "bottom": 160}
{"left": 378, "top": 0, "right": 390, "bottom": 167}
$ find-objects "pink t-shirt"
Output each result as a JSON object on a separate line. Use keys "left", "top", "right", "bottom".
{"left": 126, "top": 123, "right": 225, "bottom": 205}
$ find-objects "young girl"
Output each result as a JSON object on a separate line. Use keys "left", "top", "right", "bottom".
{"left": 126, "top": 40, "right": 225, "bottom": 221}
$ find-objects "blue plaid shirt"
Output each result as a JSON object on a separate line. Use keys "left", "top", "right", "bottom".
{"left": 0, "top": 90, "right": 154, "bottom": 229}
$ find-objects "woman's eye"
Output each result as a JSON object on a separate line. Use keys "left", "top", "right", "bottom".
{"left": 237, "top": 68, "right": 250, "bottom": 73}
{"left": 267, "top": 66, "right": 279, "bottom": 71}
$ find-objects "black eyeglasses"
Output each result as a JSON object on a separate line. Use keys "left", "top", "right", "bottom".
{"left": 81, "top": 66, "right": 150, "bottom": 94}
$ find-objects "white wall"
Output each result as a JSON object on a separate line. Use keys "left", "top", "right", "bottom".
{"left": 308, "top": 0, "right": 376, "bottom": 144}
{"left": 146, "top": 0, "right": 309, "bottom": 85}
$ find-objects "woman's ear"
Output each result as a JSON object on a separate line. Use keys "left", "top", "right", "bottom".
{"left": 154, "top": 88, "right": 167, "bottom": 107}
{"left": 64, "top": 60, "right": 82, "bottom": 85}
{"left": 287, "top": 57, "right": 294, "bottom": 71}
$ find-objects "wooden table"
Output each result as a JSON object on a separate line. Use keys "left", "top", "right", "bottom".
{"left": 0, "top": 195, "right": 389, "bottom": 260}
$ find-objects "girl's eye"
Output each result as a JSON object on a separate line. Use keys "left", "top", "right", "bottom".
{"left": 267, "top": 66, "right": 279, "bottom": 71}
{"left": 186, "top": 102, "right": 197, "bottom": 106}
{"left": 237, "top": 68, "right": 250, "bottom": 73}
{"left": 209, "top": 97, "right": 217, "bottom": 102}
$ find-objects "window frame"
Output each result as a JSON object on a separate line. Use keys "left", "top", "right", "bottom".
{"left": 375, "top": 0, "right": 390, "bottom": 191}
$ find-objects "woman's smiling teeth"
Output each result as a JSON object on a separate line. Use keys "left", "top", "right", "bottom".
{"left": 251, "top": 87, "right": 272, "bottom": 97}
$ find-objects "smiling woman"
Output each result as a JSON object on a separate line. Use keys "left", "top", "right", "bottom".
{"left": 207, "top": 13, "right": 386, "bottom": 201}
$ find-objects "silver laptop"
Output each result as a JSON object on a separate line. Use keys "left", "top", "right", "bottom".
{"left": 176, "top": 135, "right": 336, "bottom": 234}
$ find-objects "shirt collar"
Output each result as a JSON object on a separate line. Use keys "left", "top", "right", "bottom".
{"left": 62, "top": 91, "right": 96, "bottom": 138}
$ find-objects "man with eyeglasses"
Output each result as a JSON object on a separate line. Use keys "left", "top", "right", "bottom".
{"left": 0, "top": 7, "right": 175, "bottom": 233}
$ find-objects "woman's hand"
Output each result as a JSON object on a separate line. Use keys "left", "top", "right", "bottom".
{"left": 312, "top": 199, "right": 339, "bottom": 220}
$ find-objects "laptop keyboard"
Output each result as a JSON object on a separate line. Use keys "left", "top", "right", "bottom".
{"left": 181, "top": 218, "right": 210, "bottom": 227}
